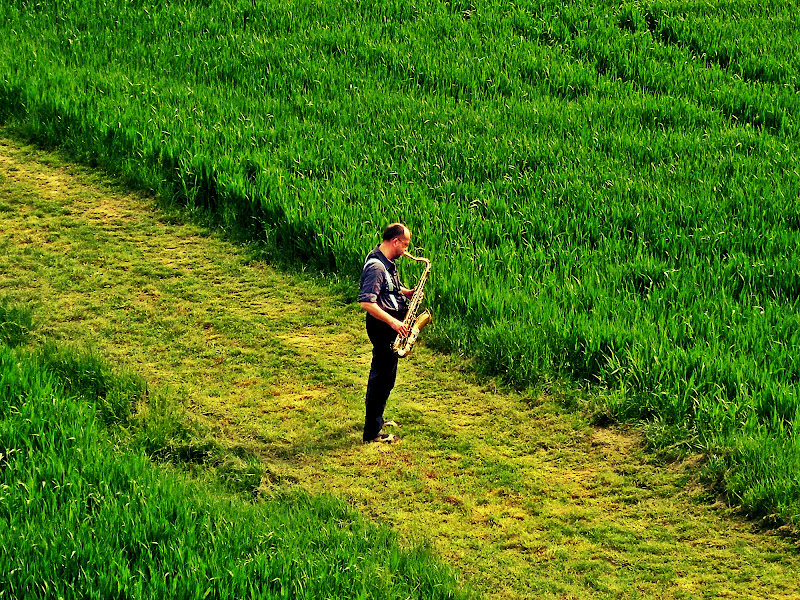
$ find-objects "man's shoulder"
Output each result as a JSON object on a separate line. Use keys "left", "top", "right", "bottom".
{"left": 363, "top": 247, "right": 390, "bottom": 271}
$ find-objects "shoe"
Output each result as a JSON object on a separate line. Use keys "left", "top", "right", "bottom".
{"left": 383, "top": 420, "right": 399, "bottom": 428}
{"left": 365, "top": 433, "right": 398, "bottom": 444}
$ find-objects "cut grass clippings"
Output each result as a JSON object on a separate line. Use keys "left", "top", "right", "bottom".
{"left": 1, "top": 135, "right": 799, "bottom": 599}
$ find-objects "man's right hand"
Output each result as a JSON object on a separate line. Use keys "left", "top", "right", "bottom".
{"left": 361, "top": 301, "right": 410, "bottom": 337}
{"left": 392, "top": 318, "right": 410, "bottom": 338}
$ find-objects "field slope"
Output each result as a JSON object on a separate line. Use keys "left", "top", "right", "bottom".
{"left": 2, "top": 0, "right": 800, "bottom": 524}
{"left": 2, "top": 137, "right": 800, "bottom": 599}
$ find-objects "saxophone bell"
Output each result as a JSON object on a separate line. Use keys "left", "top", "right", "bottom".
{"left": 395, "top": 310, "right": 433, "bottom": 357}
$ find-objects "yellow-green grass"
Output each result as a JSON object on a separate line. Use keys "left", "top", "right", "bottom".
{"left": 0, "top": 339, "right": 471, "bottom": 600}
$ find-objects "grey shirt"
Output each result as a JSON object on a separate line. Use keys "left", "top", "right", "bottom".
{"left": 358, "top": 246, "right": 408, "bottom": 317}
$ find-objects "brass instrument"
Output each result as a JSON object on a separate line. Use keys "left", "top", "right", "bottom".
{"left": 393, "top": 251, "right": 433, "bottom": 358}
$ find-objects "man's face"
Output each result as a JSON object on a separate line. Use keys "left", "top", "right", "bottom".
{"left": 391, "top": 232, "right": 411, "bottom": 259}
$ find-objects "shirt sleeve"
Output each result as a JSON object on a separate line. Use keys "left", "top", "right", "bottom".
{"left": 358, "top": 263, "right": 384, "bottom": 304}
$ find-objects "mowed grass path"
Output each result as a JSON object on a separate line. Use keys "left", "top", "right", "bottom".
{"left": 2, "top": 135, "right": 799, "bottom": 600}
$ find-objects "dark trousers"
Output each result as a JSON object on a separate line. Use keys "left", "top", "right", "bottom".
{"left": 363, "top": 313, "right": 401, "bottom": 441}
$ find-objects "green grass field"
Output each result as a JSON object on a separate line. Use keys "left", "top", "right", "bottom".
{"left": 4, "top": 137, "right": 800, "bottom": 599}
{"left": 1, "top": 0, "right": 799, "bottom": 540}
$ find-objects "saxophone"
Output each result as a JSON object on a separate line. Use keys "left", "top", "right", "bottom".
{"left": 393, "top": 251, "right": 433, "bottom": 358}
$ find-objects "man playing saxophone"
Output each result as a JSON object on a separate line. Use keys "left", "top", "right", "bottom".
{"left": 358, "top": 222, "right": 416, "bottom": 444}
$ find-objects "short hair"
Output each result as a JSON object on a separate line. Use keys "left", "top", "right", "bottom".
{"left": 382, "top": 222, "right": 409, "bottom": 242}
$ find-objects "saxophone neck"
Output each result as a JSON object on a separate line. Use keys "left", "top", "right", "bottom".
{"left": 402, "top": 251, "right": 430, "bottom": 297}
{"left": 402, "top": 250, "right": 431, "bottom": 268}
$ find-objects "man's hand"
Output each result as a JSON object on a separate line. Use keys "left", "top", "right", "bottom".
{"left": 391, "top": 318, "right": 410, "bottom": 338}
{"left": 360, "top": 301, "right": 409, "bottom": 337}
{"left": 402, "top": 287, "right": 422, "bottom": 301}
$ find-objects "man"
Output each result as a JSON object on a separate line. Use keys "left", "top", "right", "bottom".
{"left": 358, "top": 222, "right": 415, "bottom": 443}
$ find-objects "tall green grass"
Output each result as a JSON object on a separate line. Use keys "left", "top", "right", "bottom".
{"left": 0, "top": 301, "right": 474, "bottom": 599}
{"left": 0, "top": 298, "right": 34, "bottom": 348}
{"left": 1, "top": 0, "right": 799, "bottom": 524}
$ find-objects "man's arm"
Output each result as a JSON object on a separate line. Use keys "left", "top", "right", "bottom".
{"left": 360, "top": 302, "right": 410, "bottom": 337}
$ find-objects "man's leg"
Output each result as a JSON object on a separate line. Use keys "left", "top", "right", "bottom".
{"left": 363, "top": 316, "right": 399, "bottom": 442}
{"left": 363, "top": 346, "right": 398, "bottom": 441}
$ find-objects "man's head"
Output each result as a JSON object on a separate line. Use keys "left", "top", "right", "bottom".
{"left": 381, "top": 222, "right": 411, "bottom": 260}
